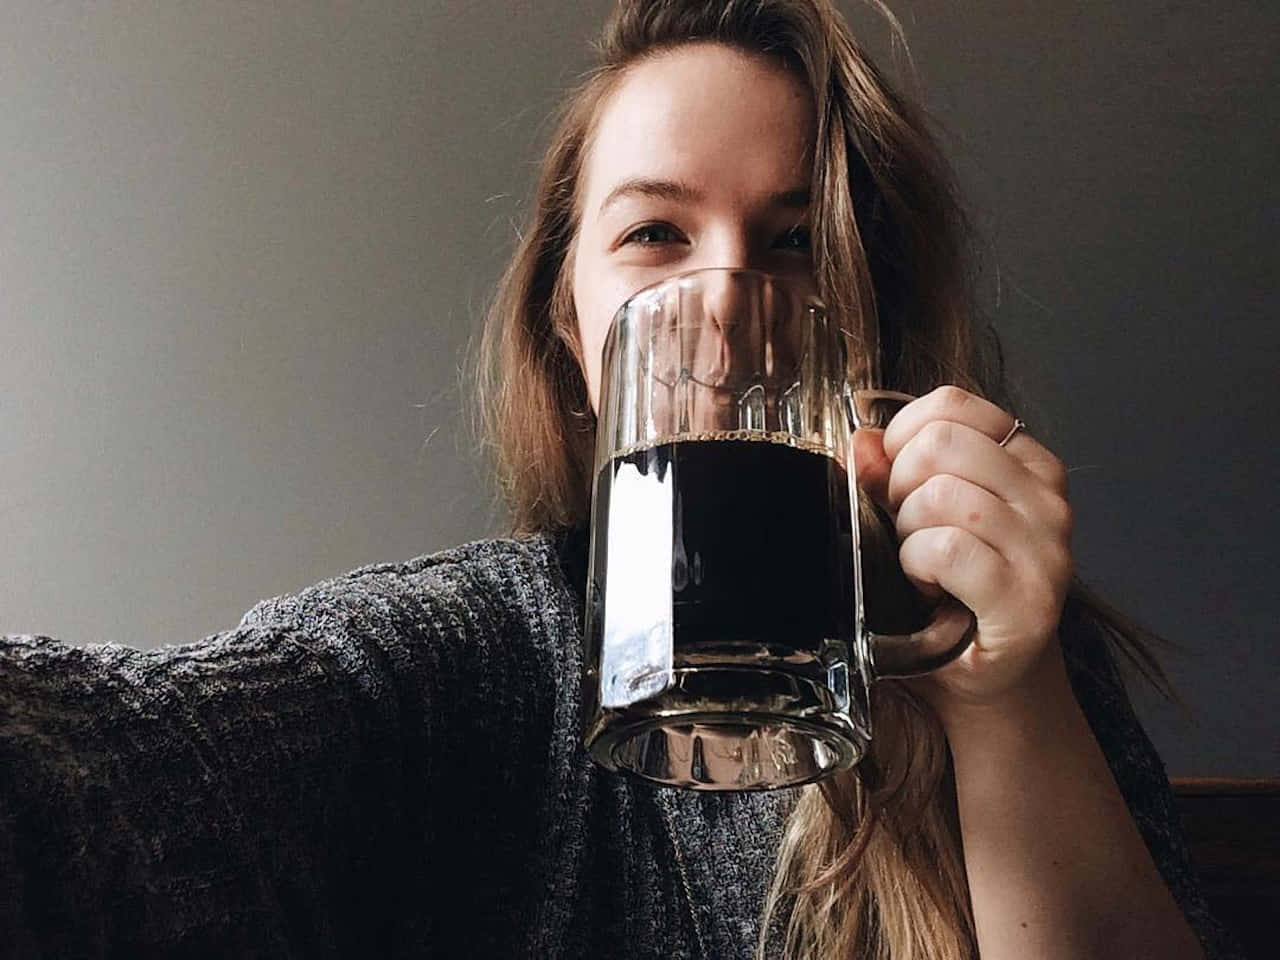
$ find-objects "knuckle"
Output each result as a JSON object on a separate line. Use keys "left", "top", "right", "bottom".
{"left": 1051, "top": 543, "right": 1075, "bottom": 583}
{"left": 937, "top": 527, "right": 970, "bottom": 569}
{"left": 1047, "top": 459, "right": 1070, "bottom": 495}
{"left": 918, "top": 419, "right": 955, "bottom": 463}
{"left": 933, "top": 384, "right": 972, "bottom": 415}
{"left": 924, "top": 473, "right": 963, "bottom": 515}
{"left": 1044, "top": 494, "right": 1074, "bottom": 537}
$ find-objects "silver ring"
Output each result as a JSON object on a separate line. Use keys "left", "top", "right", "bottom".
{"left": 998, "top": 418, "right": 1026, "bottom": 447}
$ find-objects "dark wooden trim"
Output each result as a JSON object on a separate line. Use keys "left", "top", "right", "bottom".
{"left": 1169, "top": 776, "right": 1279, "bottom": 958}
{"left": 1172, "top": 776, "right": 1280, "bottom": 796}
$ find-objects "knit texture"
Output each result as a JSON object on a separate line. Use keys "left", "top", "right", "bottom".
{"left": 0, "top": 531, "right": 1238, "bottom": 958}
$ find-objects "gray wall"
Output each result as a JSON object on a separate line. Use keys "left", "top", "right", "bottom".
{"left": 1, "top": 2, "right": 1275, "bottom": 776}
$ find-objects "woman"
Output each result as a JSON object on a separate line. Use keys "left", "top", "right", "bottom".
{"left": 0, "top": 1, "right": 1235, "bottom": 958}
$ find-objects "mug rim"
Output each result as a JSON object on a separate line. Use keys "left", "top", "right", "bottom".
{"left": 603, "top": 266, "right": 827, "bottom": 353}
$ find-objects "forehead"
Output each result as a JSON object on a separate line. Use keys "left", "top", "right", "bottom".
{"left": 580, "top": 43, "right": 815, "bottom": 210}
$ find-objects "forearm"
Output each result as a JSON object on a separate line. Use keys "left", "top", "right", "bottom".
{"left": 0, "top": 627, "right": 412, "bottom": 953}
{"left": 939, "top": 648, "right": 1203, "bottom": 960}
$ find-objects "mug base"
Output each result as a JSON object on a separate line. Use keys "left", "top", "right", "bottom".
{"left": 585, "top": 661, "right": 868, "bottom": 790}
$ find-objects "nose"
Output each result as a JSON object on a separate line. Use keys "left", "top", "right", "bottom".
{"left": 684, "top": 228, "right": 754, "bottom": 276}
{"left": 679, "top": 269, "right": 761, "bottom": 385}
{"left": 686, "top": 229, "right": 816, "bottom": 394}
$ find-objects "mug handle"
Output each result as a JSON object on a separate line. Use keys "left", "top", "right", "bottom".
{"left": 843, "top": 387, "right": 977, "bottom": 680}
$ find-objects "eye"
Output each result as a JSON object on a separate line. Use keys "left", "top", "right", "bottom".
{"left": 775, "top": 225, "right": 812, "bottom": 253}
{"left": 622, "top": 223, "right": 685, "bottom": 246}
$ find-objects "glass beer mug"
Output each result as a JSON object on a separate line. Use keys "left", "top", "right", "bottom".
{"left": 582, "top": 268, "right": 976, "bottom": 790}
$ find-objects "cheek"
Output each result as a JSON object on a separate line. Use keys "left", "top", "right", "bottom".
{"left": 578, "top": 323, "right": 603, "bottom": 414}
{"left": 571, "top": 280, "right": 602, "bottom": 415}
{"left": 572, "top": 257, "right": 630, "bottom": 415}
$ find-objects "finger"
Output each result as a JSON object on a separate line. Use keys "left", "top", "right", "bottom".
{"left": 898, "top": 525, "right": 1012, "bottom": 622}
{"left": 887, "top": 419, "right": 1042, "bottom": 514}
{"left": 895, "top": 473, "right": 1041, "bottom": 567}
{"left": 884, "top": 386, "right": 1066, "bottom": 493}
{"left": 851, "top": 427, "right": 892, "bottom": 510}
{"left": 883, "top": 386, "right": 1023, "bottom": 455}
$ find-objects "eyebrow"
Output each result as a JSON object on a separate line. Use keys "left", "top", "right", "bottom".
{"left": 597, "top": 177, "right": 810, "bottom": 216}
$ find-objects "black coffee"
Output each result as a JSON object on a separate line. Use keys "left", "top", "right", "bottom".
{"left": 588, "top": 433, "right": 931, "bottom": 660}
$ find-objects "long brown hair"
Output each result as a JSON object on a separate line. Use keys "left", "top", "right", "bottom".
{"left": 475, "top": 2, "right": 1166, "bottom": 957}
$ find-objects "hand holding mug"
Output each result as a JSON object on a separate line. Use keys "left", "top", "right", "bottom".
{"left": 853, "top": 386, "right": 1074, "bottom": 713}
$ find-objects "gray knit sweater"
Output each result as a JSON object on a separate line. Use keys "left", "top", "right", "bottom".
{"left": 0, "top": 531, "right": 1237, "bottom": 958}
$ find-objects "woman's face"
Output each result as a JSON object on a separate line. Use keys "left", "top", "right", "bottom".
{"left": 571, "top": 43, "right": 816, "bottom": 412}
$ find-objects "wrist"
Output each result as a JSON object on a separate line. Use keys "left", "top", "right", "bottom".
{"left": 930, "top": 644, "right": 1082, "bottom": 755}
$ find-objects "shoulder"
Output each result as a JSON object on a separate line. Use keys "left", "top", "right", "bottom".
{"left": 240, "top": 533, "right": 561, "bottom": 620}
{"left": 233, "top": 533, "right": 579, "bottom": 681}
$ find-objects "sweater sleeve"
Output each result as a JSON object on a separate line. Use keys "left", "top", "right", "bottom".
{"left": 1059, "top": 597, "right": 1245, "bottom": 960}
{"left": 0, "top": 547, "right": 525, "bottom": 959}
